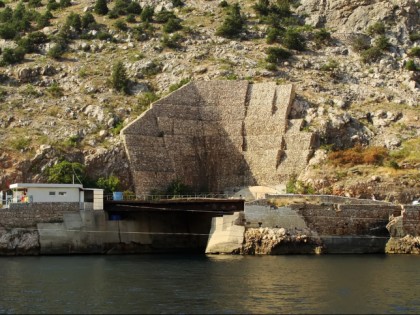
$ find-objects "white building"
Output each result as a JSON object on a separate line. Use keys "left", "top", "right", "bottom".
{"left": 5, "top": 183, "right": 104, "bottom": 210}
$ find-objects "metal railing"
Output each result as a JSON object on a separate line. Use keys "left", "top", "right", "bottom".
{"left": 104, "top": 193, "right": 242, "bottom": 201}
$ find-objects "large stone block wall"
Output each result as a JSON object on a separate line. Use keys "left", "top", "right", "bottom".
{"left": 122, "top": 81, "right": 316, "bottom": 194}
{"left": 0, "top": 203, "right": 80, "bottom": 228}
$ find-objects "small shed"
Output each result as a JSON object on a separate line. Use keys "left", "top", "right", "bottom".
{"left": 8, "top": 183, "right": 104, "bottom": 210}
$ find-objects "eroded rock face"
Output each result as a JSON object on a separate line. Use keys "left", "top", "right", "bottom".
{"left": 298, "top": 0, "right": 419, "bottom": 39}
{"left": 0, "top": 228, "right": 40, "bottom": 255}
{"left": 241, "top": 227, "right": 324, "bottom": 255}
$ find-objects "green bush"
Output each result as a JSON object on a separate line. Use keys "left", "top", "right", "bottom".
{"left": 163, "top": 17, "right": 182, "bottom": 33}
{"left": 367, "top": 21, "right": 386, "bottom": 36}
{"left": 374, "top": 35, "right": 390, "bottom": 51}
{"left": 161, "top": 33, "right": 182, "bottom": 49}
{"left": 137, "top": 91, "right": 159, "bottom": 111}
{"left": 96, "top": 175, "right": 121, "bottom": 193}
{"left": 216, "top": 3, "right": 246, "bottom": 39}
{"left": 47, "top": 82, "right": 63, "bottom": 97}
{"left": 114, "top": 19, "right": 128, "bottom": 31}
{"left": 408, "top": 47, "right": 420, "bottom": 57}
{"left": 282, "top": 27, "right": 306, "bottom": 51}
{"left": 361, "top": 46, "right": 382, "bottom": 63}
{"left": 59, "top": 0, "right": 71, "bottom": 8}
{"left": 409, "top": 31, "right": 420, "bottom": 42}
{"left": 350, "top": 35, "right": 370, "bottom": 52}
{"left": 0, "top": 6, "right": 12, "bottom": 23}
{"left": 140, "top": 5, "right": 154, "bottom": 22}
{"left": 165, "top": 179, "right": 192, "bottom": 195}
{"left": 0, "top": 24, "right": 17, "bottom": 40}
{"left": 405, "top": 59, "right": 419, "bottom": 71}
{"left": 266, "top": 27, "right": 284, "bottom": 44}
{"left": 172, "top": 0, "right": 183, "bottom": 7}
{"left": 47, "top": 0, "right": 60, "bottom": 11}
{"left": 126, "top": 13, "right": 136, "bottom": 23}
{"left": 81, "top": 12, "right": 96, "bottom": 29}
{"left": 154, "top": 9, "right": 177, "bottom": 23}
{"left": 313, "top": 28, "right": 331, "bottom": 46}
{"left": 94, "top": 0, "right": 108, "bottom": 15}
{"left": 17, "top": 32, "right": 48, "bottom": 53}
{"left": 111, "top": 61, "right": 129, "bottom": 94}
{"left": 320, "top": 58, "right": 339, "bottom": 71}
{"left": 127, "top": 2, "right": 141, "bottom": 14}
{"left": 1, "top": 47, "right": 25, "bottom": 66}
{"left": 265, "top": 46, "right": 291, "bottom": 64}
{"left": 28, "top": 0, "right": 43, "bottom": 8}
{"left": 47, "top": 42, "right": 66, "bottom": 59}
{"left": 10, "top": 136, "right": 31, "bottom": 151}
{"left": 253, "top": 0, "right": 270, "bottom": 17}
{"left": 169, "top": 78, "right": 190, "bottom": 92}
{"left": 65, "top": 12, "right": 82, "bottom": 34}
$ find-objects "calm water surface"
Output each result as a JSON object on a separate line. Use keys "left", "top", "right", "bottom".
{"left": 0, "top": 254, "right": 419, "bottom": 314}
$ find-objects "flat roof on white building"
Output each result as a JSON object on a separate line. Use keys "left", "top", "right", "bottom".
{"left": 9, "top": 183, "right": 83, "bottom": 189}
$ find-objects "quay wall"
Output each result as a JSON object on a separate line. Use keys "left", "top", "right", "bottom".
{"left": 207, "top": 198, "right": 406, "bottom": 254}
{"left": 0, "top": 203, "right": 80, "bottom": 228}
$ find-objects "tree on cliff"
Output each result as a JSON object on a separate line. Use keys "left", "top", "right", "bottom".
{"left": 216, "top": 3, "right": 246, "bottom": 39}
{"left": 96, "top": 175, "right": 121, "bottom": 193}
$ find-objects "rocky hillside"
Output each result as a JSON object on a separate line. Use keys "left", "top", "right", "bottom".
{"left": 0, "top": 0, "right": 419, "bottom": 202}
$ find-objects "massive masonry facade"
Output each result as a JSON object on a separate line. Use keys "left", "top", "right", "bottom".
{"left": 122, "top": 81, "right": 317, "bottom": 195}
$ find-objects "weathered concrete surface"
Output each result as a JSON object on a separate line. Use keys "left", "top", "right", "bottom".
{"left": 37, "top": 210, "right": 217, "bottom": 254}
{"left": 205, "top": 212, "right": 245, "bottom": 254}
{"left": 122, "top": 81, "right": 316, "bottom": 194}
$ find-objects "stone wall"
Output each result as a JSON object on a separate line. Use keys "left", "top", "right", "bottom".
{"left": 122, "top": 81, "right": 316, "bottom": 195}
{"left": 0, "top": 203, "right": 80, "bottom": 228}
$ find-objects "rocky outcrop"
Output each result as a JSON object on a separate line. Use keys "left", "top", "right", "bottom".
{"left": 241, "top": 227, "right": 324, "bottom": 255}
{"left": 0, "top": 228, "right": 40, "bottom": 255}
{"left": 298, "top": 0, "right": 419, "bottom": 39}
{"left": 385, "top": 205, "right": 420, "bottom": 254}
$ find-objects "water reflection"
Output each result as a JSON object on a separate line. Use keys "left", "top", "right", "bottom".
{"left": 0, "top": 255, "right": 419, "bottom": 314}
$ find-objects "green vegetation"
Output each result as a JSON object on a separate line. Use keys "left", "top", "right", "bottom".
{"left": 408, "top": 47, "right": 420, "bottom": 57}
{"left": 405, "top": 59, "right": 419, "bottom": 71}
{"left": 94, "top": 0, "right": 108, "bottom": 15}
{"left": 165, "top": 179, "right": 192, "bottom": 195}
{"left": 96, "top": 175, "right": 121, "bottom": 193}
{"left": 161, "top": 33, "right": 182, "bottom": 49}
{"left": 390, "top": 138, "right": 420, "bottom": 163}
{"left": 10, "top": 136, "right": 31, "bottom": 151}
{"left": 46, "top": 160, "right": 86, "bottom": 184}
{"left": 286, "top": 174, "right": 316, "bottom": 194}
{"left": 111, "top": 61, "right": 129, "bottom": 94}
{"left": 47, "top": 82, "right": 64, "bottom": 97}
{"left": 265, "top": 46, "right": 291, "bottom": 64}
{"left": 366, "top": 21, "right": 386, "bottom": 36}
{"left": 169, "top": 78, "right": 190, "bottom": 92}
{"left": 216, "top": 3, "right": 246, "bottom": 39}
{"left": 320, "top": 58, "right": 339, "bottom": 71}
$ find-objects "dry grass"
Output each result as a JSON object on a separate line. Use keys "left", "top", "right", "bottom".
{"left": 328, "top": 145, "right": 388, "bottom": 167}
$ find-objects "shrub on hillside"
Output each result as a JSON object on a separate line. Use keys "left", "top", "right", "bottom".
{"left": 111, "top": 61, "right": 129, "bottom": 94}
{"left": 282, "top": 27, "right": 306, "bottom": 51}
{"left": 367, "top": 21, "right": 386, "bottom": 36}
{"left": 361, "top": 46, "right": 382, "bottom": 63}
{"left": 216, "top": 3, "right": 246, "bottom": 39}
{"left": 94, "top": 0, "right": 108, "bottom": 15}
{"left": 140, "top": 5, "right": 154, "bottom": 22}
{"left": 405, "top": 59, "right": 419, "bottom": 71}
{"left": 154, "top": 9, "right": 177, "bottom": 23}
{"left": 163, "top": 17, "right": 182, "bottom": 33}
{"left": 408, "top": 47, "right": 420, "bottom": 57}
{"left": 81, "top": 12, "right": 96, "bottom": 29}
{"left": 374, "top": 35, "right": 390, "bottom": 51}
{"left": 47, "top": 0, "right": 60, "bottom": 11}
{"left": 59, "top": 0, "right": 71, "bottom": 8}
{"left": 265, "top": 46, "right": 291, "bottom": 64}
{"left": 0, "top": 47, "right": 25, "bottom": 66}
{"left": 114, "top": 19, "right": 128, "bottom": 31}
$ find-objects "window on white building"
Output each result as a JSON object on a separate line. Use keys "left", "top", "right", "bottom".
{"left": 49, "top": 192, "right": 56, "bottom": 195}
{"left": 58, "top": 192, "right": 67, "bottom": 196}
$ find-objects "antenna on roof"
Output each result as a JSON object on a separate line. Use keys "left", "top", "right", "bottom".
{"left": 71, "top": 165, "right": 83, "bottom": 185}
